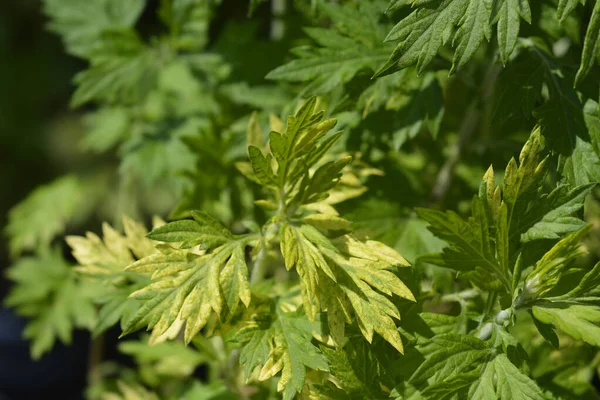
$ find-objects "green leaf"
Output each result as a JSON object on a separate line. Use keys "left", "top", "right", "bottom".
{"left": 469, "top": 354, "right": 544, "bottom": 400}
{"left": 575, "top": 0, "right": 600, "bottom": 85}
{"left": 43, "top": 0, "right": 145, "bottom": 57}
{"left": 93, "top": 285, "right": 145, "bottom": 336}
{"left": 359, "top": 69, "right": 445, "bottom": 148}
{"left": 248, "top": 145, "right": 277, "bottom": 187}
{"left": 417, "top": 196, "right": 509, "bottom": 291}
{"left": 267, "top": 2, "right": 391, "bottom": 95}
{"left": 81, "top": 107, "right": 130, "bottom": 152}
{"left": 146, "top": 211, "right": 232, "bottom": 250}
{"left": 159, "top": 0, "right": 211, "bottom": 51}
{"left": 557, "top": 0, "right": 584, "bottom": 22}
{"left": 318, "top": 341, "right": 388, "bottom": 399}
{"left": 236, "top": 304, "right": 329, "bottom": 400}
{"left": 4, "top": 248, "right": 97, "bottom": 359}
{"left": 422, "top": 370, "right": 481, "bottom": 399}
{"left": 520, "top": 184, "right": 594, "bottom": 242}
{"left": 501, "top": 127, "right": 548, "bottom": 240}
{"left": 532, "top": 304, "right": 600, "bottom": 347}
{"left": 70, "top": 30, "right": 157, "bottom": 107}
{"left": 410, "top": 333, "right": 543, "bottom": 399}
{"left": 492, "top": 49, "right": 543, "bottom": 126}
{"left": 492, "top": 0, "right": 532, "bottom": 64}
{"left": 563, "top": 136, "right": 600, "bottom": 186}
{"left": 450, "top": 0, "right": 492, "bottom": 74}
{"left": 531, "top": 312, "right": 560, "bottom": 348}
{"left": 180, "top": 381, "right": 238, "bottom": 400}
{"left": 529, "top": 42, "right": 589, "bottom": 174}
{"left": 6, "top": 175, "right": 88, "bottom": 257}
{"left": 562, "top": 261, "right": 600, "bottom": 298}
{"left": 298, "top": 157, "right": 353, "bottom": 206}
{"left": 562, "top": 99, "right": 600, "bottom": 185}
{"left": 119, "top": 135, "right": 196, "bottom": 188}
{"left": 377, "top": 0, "right": 470, "bottom": 75}
{"left": 119, "top": 335, "right": 206, "bottom": 380}
{"left": 410, "top": 333, "right": 492, "bottom": 387}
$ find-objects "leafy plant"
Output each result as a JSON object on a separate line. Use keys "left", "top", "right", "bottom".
{"left": 4, "top": 0, "right": 600, "bottom": 399}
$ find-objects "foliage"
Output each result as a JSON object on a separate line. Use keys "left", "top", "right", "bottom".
{"left": 4, "top": 0, "right": 600, "bottom": 399}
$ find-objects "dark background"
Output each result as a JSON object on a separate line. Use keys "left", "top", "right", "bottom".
{"left": 0, "top": 1, "right": 88, "bottom": 397}
{"left": 0, "top": 0, "right": 81, "bottom": 299}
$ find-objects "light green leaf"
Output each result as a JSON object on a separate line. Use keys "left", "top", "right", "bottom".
{"left": 66, "top": 217, "right": 157, "bottom": 335}
{"left": 6, "top": 175, "right": 88, "bottom": 257}
{"left": 280, "top": 223, "right": 338, "bottom": 321}
{"left": 159, "top": 0, "right": 211, "bottom": 51}
{"left": 524, "top": 226, "right": 590, "bottom": 299}
{"left": 4, "top": 248, "right": 97, "bottom": 359}
{"left": 123, "top": 237, "right": 254, "bottom": 344}
{"left": 71, "top": 30, "right": 157, "bottom": 107}
{"left": 43, "top": 0, "right": 145, "bottom": 57}
{"left": 280, "top": 225, "right": 413, "bottom": 352}
{"left": 532, "top": 304, "right": 600, "bottom": 347}
{"left": 119, "top": 335, "right": 206, "bottom": 380}
{"left": 105, "top": 381, "right": 159, "bottom": 400}
{"left": 180, "top": 381, "right": 238, "bottom": 400}
{"left": 81, "top": 107, "right": 130, "bottom": 152}
{"left": 303, "top": 214, "right": 352, "bottom": 231}
{"left": 575, "top": 0, "right": 600, "bottom": 85}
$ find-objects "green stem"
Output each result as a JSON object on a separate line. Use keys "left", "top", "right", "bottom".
{"left": 250, "top": 234, "right": 271, "bottom": 284}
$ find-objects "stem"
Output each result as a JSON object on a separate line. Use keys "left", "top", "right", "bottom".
{"left": 484, "top": 292, "right": 498, "bottom": 318}
{"left": 430, "top": 60, "right": 500, "bottom": 204}
{"left": 250, "top": 236, "right": 271, "bottom": 284}
{"left": 430, "top": 101, "right": 480, "bottom": 203}
{"left": 476, "top": 307, "right": 514, "bottom": 341}
{"left": 87, "top": 334, "right": 104, "bottom": 384}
